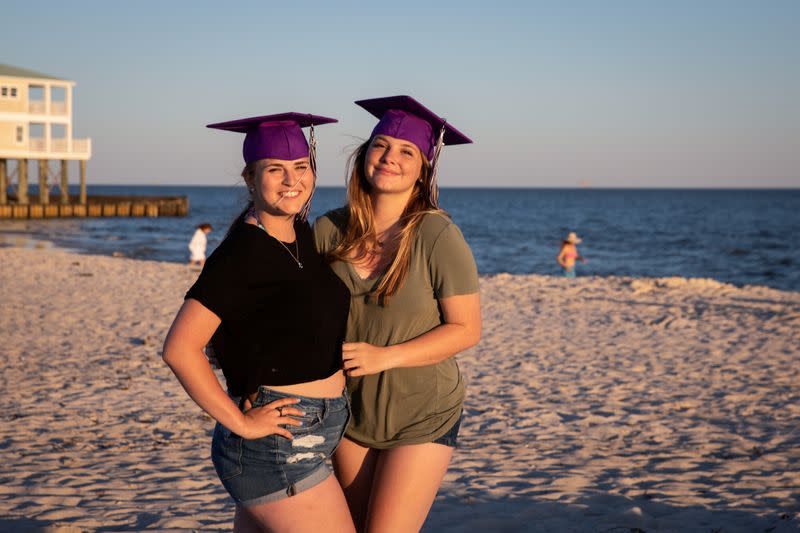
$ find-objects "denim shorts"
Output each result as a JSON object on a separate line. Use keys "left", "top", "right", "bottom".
{"left": 211, "top": 387, "right": 350, "bottom": 507}
{"left": 432, "top": 411, "right": 462, "bottom": 447}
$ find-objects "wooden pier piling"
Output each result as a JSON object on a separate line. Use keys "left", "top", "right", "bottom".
{"left": 0, "top": 160, "right": 6, "bottom": 205}
{"left": 38, "top": 160, "right": 49, "bottom": 205}
{"left": 18, "top": 160, "right": 28, "bottom": 205}
{"left": 60, "top": 161, "right": 69, "bottom": 205}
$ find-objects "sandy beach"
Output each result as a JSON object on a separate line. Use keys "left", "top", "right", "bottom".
{"left": 1, "top": 246, "right": 798, "bottom": 532}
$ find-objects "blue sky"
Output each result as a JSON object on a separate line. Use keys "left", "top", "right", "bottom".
{"left": 2, "top": 0, "right": 798, "bottom": 187}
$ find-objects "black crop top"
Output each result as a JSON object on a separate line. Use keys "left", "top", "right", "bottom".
{"left": 185, "top": 219, "right": 350, "bottom": 396}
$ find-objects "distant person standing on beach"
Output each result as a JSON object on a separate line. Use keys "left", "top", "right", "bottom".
{"left": 163, "top": 113, "right": 355, "bottom": 532}
{"left": 314, "top": 95, "right": 481, "bottom": 532}
{"left": 188, "top": 223, "right": 213, "bottom": 266}
{"left": 557, "top": 231, "right": 587, "bottom": 277}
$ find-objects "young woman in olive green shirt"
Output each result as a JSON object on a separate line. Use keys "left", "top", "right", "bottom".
{"left": 314, "top": 96, "right": 481, "bottom": 532}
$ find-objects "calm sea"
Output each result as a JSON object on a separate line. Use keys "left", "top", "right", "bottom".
{"left": 1, "top": 186, "right": 798, "bottom": 292}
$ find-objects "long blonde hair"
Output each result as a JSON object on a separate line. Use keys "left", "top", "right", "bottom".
{"left": 329, "top": 140, "right": 447, "bottom": 303}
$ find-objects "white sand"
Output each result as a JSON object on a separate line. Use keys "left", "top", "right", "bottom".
{"left": 0, "top": 247, "right": 798, "bottom": 532}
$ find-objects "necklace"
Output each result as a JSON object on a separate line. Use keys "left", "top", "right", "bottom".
{"left": 250, "top": 210, "right": 303, "bottom": 269}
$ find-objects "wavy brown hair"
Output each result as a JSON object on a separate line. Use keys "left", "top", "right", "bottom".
{"left": 225, "top": 162, "right": 258, "bottom": 239}
{"left": 329, "top": 139, "right": 448, "bottom": 304}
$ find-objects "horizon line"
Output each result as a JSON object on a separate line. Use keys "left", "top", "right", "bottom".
{"left": 81, "top": 183, "right": 800, "bottom": 191}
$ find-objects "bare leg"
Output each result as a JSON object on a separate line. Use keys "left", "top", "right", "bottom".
{"left": 233, "top": 506, "right": 261, "bottom": 533}
{"left": 333, "top": 437, "right": 378, "bottom": 532}
{"left": 234, "top": 474, "right": 355, "bottom": 533}
{"left": 366, "top": 443, "right": 453, "bottom": 533}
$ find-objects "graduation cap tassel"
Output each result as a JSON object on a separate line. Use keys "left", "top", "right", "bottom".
{"left": 299, "top": 123, "right": 317, "bottom": 221}
{"left": 427, "top": 122, "right": 447, "bottom": 208}
{"left": 309, "top": 123, "right": 318, "bottom": 176}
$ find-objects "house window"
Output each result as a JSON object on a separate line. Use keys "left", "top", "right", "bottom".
{"left": 10, "top": 87, "right": 17, "bottom": 97}
{"left": 1, "top": 87, "right": 7, "bottom": 97}
{"left": 16, "top": 126, "right": 24, "bottom": 143}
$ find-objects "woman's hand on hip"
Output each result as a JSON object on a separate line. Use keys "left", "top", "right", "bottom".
{"left": 239, "top": 397, "right": 304, "bottom": 440}
{"left": 342, "top": 342, "right": 392, "bottom": 376}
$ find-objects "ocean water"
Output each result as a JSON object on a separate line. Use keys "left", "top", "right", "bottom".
{"left": 1, "top": 185, "right": 798, "bottom": 291}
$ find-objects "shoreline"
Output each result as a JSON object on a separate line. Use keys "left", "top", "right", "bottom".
{"left": 0, "top": 236, "right": 794, "bottom": 295}
{"left": 1, "top": 246, "right": 798, "bottom": 532}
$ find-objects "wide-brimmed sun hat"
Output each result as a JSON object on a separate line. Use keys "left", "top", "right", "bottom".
{"left": 565, "top": 232, "right": 582, "bottom": 244}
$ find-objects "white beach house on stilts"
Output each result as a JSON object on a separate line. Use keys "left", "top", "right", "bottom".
{"left": 0, "top": 63, "right": 91, "bottom": 217}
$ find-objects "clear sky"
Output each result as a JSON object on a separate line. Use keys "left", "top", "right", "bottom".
{"left": 2, "top": 0, "right": 798, "bottom": 187}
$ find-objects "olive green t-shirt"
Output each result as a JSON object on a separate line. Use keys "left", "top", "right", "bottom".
{"left": 314, "top": 208, "right": 479, "bottom": 448}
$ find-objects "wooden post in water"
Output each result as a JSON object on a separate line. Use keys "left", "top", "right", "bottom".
{"left": 38, "top": 160, "right": 49, "bottom": 205}
{"left": 18, "top": 159, "right": 29, "bottom": 205}
{"left": 0, "top": 159, "right": 7, "bottom": 205}
{"left": 79, "top": 160, "right": 87, "bottom": 204}
{"left": 60, "top": 160, "right": 69, "bottom": 204}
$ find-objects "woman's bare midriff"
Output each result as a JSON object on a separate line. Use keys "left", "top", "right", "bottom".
{"left": 262, "top": 369, "right": 346, "bottom": 398}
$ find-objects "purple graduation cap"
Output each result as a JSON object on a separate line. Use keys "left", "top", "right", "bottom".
{"left": 355, "top": 95, "right": 472, "bottom": 207}
{"left": 207, "top": 112, "right": 337, "bottom": 221}
{"left": 206, "top": 112, "right": 337, "bottom": 163}
{"left": 354, "top": 95, "right": 472, "bottom": 161}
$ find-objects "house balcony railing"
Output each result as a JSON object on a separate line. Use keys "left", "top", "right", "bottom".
{"left": 24, "top": 137, "right": 91, "bottom": 155}
{"left": 27, "top": 101, "right": 68, "bottom": 115}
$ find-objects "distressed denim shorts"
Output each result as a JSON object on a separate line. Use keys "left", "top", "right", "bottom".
{"left": 211, "top": 387, "right": 350, "bottom": 507}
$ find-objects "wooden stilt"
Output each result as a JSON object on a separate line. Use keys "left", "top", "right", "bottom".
{"left": 18, "top": 159, "right": 29, "bottom": 205}
{"left": 60, "top": 160, "right": 69, "bottom": 204}
{"left": 39, "top": 160, "right": 49, "bottom": 205}
{"left": 79, "top": 160, "right": 87, "bottom": 205}
{"left": 0, "top": 159, "right": 7, "bottom": 205}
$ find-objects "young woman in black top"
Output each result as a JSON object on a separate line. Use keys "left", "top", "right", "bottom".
{"left": 162, "top": 113, "right": 354, "bottom": 532}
